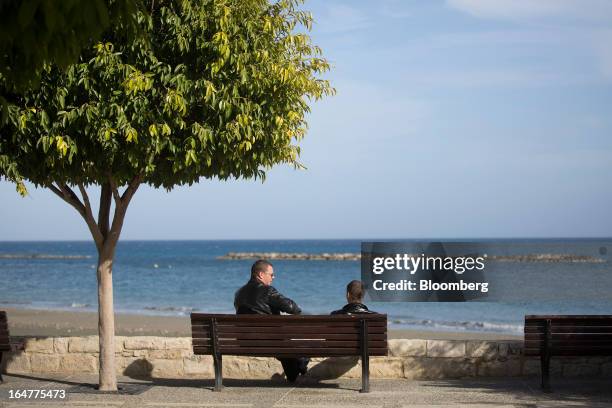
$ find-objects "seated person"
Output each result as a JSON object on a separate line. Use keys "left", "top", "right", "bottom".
{"left": 234, "top": 259, "right": 308, "bottom": 382}
{"left": 331, "top": 280, "right": 377, "bottom": 315}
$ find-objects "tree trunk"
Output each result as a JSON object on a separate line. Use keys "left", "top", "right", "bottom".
{"left": 97, "top": 246, "right": 117, "bottom": 391}
{"left": 47, "top": 177, "right": 141, "bottom": 392}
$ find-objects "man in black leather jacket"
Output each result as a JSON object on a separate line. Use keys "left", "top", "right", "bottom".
{"left": 331, "top": 280, "right": 377, "bottom": 315}
{"left": 234, "top": 259, "right": 308, "bottom": 382}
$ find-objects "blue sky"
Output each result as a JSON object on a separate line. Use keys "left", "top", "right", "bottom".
{"left": 2, "top": 0, "right": 612, "bottom": 240}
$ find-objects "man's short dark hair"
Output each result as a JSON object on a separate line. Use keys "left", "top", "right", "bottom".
{"left": 347, "top": 280, "right": 365, "bottom": 302}
{"left": 251, "top": 259, "right": 273, "bottom": 279}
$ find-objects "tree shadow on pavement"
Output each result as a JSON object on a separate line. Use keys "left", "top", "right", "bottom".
{"left": 422, "top": 376, "right": 612, "bottom": 407}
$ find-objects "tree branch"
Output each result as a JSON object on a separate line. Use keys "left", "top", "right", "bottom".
{"left": 47, "top": 183, "right": 65, "bottom": 201}
{"left": 77, "top": 183, "right": 105, "bottom": 251}
{"left": 108, "top": 174, "right": 121, "bottom": 206}
{"left": 50, "top": 183, "right": 86, "bottom": 217}
{"left": 47, "top": 182, "right": 104, "bottom": 252}
{"left": 121, "top": 173, "right": 143, "bottom": 205}
{"left": 104, "top": 173, "right": 143, "bottom": 250}
{"left": 77, "top": 183, "right": 94, "bottom": 220}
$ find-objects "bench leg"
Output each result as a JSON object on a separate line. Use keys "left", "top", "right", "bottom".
{"left": 213, "top": 354, "right": 223, "bottom": 392}
{"left": 360, "top": 354, "right": 370, "bottom": 393}
{"left": 0, "top": 352, "right": 3, "bottom": 383}
{"left": 540, "top": 353, "right": 551, "bottom": 392}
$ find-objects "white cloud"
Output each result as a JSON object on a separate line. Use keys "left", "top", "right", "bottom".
{"left": 446, "top": 0, "right": 612, "bottom": 22}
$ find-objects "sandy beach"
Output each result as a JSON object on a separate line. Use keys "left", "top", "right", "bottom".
{"left": 2, "top": 307, "right": 521, "bottom": 340}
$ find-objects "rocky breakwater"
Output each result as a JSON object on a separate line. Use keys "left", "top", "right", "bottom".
{"left": 218, "top": 252, "right": 604, "bottom": 263}
{"left": 0, "top": 254, "right": 92, "bottom": 259}
{"left": 218, "top": 252, "right": 361, "bottom": 261}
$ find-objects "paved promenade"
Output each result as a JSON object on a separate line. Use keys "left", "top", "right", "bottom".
{"left": 1, "top": 373, "right": 612, "bottom": 408}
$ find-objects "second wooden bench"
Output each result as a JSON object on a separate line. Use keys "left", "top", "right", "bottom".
{"left": 524, "top": 314, "right": 612, "bottom": 391}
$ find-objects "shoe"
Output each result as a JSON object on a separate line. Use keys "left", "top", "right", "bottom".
{"left": 298, "top": 359, "right": 308, "bottom": 376}
{"left": 271, "top": 373, "right": 285, "bottom": 383}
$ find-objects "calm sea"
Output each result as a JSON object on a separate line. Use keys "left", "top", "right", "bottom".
{"left": 0, "top": 239, "right": 611, "bottom": 335}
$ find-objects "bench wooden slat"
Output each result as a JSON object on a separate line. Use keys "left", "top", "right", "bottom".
{"left": 194, "top": 347, "right": 388, "bottom": 357}
{"left": 192, "top": 335, "right": 212, "bottom": 340}
{"left": 193, "top": 313, "right": 385, "bottom": 321}
{"left": 526, "top": 315, "right": 612, "bottom": 319}
{"left": 526, "top": 334, "right": 612, "bottom": 341}
{"left": 193, "top": 339, "right": 386, "bottom": 348}
{"left": 194, "top": 325, "right": 386, "bottom": 332}
{"left": 526, "top": 321, "right": 612, "bottom": 327}
{"left": 221, "top": 347, "right": 387, "bottom": 355}
{"left": 195, "top": 332, "right": 386, "bottom": 341}
{"left": 192, "top": 349, "right": 388, "bottom": 357}
{"left": 192, "top": 338, "right": 385, "bottom": 345}
{"left": 193, "top": 329, "right": 386, "bottom": 337}
{"left": 209, "top": 320, "right": 386, "bottom": 329}
{"left": 215, "top": 326, "right": 386, "bottom": 335}
{"left": 191, "top": 329, "right": 211, "bottom": 334}
{"left": 525, "top": 326, "right": 612, "bottom": 334}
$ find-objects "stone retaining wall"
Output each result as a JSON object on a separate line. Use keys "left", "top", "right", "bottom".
{"left": 2, "top": 337, "right": 612, "bottom": 380}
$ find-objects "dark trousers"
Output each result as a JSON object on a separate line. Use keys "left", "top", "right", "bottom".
{"left": 278, "top": 357, "right": 309, "bottom": 382}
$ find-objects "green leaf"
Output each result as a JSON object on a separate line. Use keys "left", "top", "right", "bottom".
{"left": 125, "top": 127, "right": 138, "bottom": 143}
{"left": 162, "top": 123, "right": 171, "bottom": 136}
{"left": 149, "top": 124, "right": 158, "bottom": 137}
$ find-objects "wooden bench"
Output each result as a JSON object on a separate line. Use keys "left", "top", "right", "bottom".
{"left": 524, "top": 315, "right": 612, "bottom": 391}
{"left": 0, "top": 311, "right": 10, "bottom": 383}
{"left": 191, "top": 313, "right": 388, "bottom": 392}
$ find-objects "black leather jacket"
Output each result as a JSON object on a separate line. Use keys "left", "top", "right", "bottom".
{"left": 331, "top": 303, "right": 376, "bottom": 315}
{"left": 234, "top": 279, "right": 301, "bottom": 315}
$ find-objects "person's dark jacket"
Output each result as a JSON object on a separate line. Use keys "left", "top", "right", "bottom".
{"left": 234, "top": 279, "right": 301, "bottom": 315}
{"left": 331, "top": 302, "right": 376, "bottom": 315}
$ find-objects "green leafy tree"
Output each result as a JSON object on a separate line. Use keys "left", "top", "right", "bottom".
{"left": 0, "top": 0, "right": 142, "bottom": 183}
{"left": 0, "top": 0, "right": 139, "bottom": 91}
{"left": 0, "top": 0, "right": 333, "bottom": 390}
